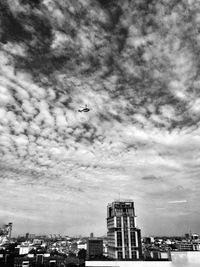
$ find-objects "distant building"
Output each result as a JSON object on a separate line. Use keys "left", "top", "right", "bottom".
{"left": 143, "top": 237, "right": 154, "bottom": 244}
{"left": 150, "top": 251, "right": 170, "bottom": 260}
{"left": 33, "top": 239, "right": 42, "bottom": 245}
{"left": 176, "top": 242, "right": 193, "bottom": 251}
{"left": 87, "top": 239, "right": 103, "bottom": 260}
{"left": 175, "top": 240, "right": 200, "bottom": 251}
{"left": 193, "top": 243, "right": 200, "bottom": 251}
{"left": 25, "top": 233, "right": 29, "bottom": 240}
{"left": 28, "top": 234, "right": 35, "bottom": 240}
{"left": 185, "top": 233, "right": 190, "bottom": 239}
{"left": 107, "top": 200, "right": 142, "bottom": 260}
{"left": 19, "top": 246, "right": 32, "bottom": 255}
{"left": 191, "top": 233, "right": 199, "bottom": 240}
{"left": 90, "top": 233, "right": 94, "bottom": 238}
{"left": 78, "top": 242, "right": 87, "bottom": 250}
{"left": 14, "top": 254, "right": 66, "bottom": 267}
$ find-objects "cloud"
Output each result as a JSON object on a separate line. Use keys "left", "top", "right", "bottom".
{"left": 168, "top": 200, "right": 188, "bottom": 204}
{"left": 141, "top": 175, "right": 161, "bottom": 181}
{"left": 0, "top": 0, "right": 200, "bottom": 236}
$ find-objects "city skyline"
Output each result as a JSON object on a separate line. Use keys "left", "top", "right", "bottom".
{"left": 1, "top": 1, "right": 200, "bottom": 236}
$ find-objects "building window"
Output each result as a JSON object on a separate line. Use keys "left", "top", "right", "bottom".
{"left": 131, "top": 232, "right": 136, "bottom": 246}
{"left": 118, "top": 251, "right": 123, "bottom": 259}
{"left": 132, "top": 250, "right": 137, "bottom": 259}
{"left": 116, "top": 217, "right": 121, "bottom": 227}
{"left": 117, "top": 232, "right": 122, "bottom": 246}
{"left": 123, "top": 217, "right": 127, "bottom": 227}
{"left": 124, "top": 231, "right": 129, "bottom": 246}
{"left": 127, "top": 209, "right": 134, "bottom": 216}
{"left": 130, "top": 217, "right": 135, "bottom": 228}
{"left": 115, "top": 209, "right": 122, "bottom": 216}
{"left": 125, "top": 248, "right": 129, "bottom": 259}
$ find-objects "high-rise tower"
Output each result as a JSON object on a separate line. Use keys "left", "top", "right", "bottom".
{"left": 107, "top": 200, "right": 142, "bottom": 260}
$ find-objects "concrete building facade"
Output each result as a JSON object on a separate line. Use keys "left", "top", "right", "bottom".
{"left": 87, "top": 239, "right": 103, "bottom": 260}
{"left": 107, "top": 200, "right": 142, "bottom": 260}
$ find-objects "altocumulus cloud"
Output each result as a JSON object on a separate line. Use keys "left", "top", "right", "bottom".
{"left": 0, "top": 0, "right": 200, "bottom": 236}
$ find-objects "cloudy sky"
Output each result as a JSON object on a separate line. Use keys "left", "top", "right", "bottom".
{"left": 1, "top": 0, "right": 200, "bottom": 237}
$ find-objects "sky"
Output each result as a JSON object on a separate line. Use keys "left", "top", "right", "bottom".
{"left": 1, "top": 0, "right": 200, "bottom": 237}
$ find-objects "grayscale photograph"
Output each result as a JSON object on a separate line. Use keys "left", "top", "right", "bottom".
{"left": 0, "top": 0, "right": 199, "bottom": 266}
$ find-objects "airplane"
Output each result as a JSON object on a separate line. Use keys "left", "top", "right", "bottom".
{"left": 78, "top": 105, "right": 90, "bottom": 112}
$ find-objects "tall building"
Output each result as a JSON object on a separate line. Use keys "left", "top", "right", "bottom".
{"left": 90, "top": 233, "right": 94, "bottom": 238}
{"left": 107, "top": 200, "right": 142, "bottom": 260}
{"left": 25, "top": 233, "right": 29, "bottom": 240}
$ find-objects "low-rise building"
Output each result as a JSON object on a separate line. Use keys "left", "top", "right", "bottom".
{"left": 87, "top": 239, "right": 103, "bottom": 260}
{"left": 14, "top": 254, "right": 66, "bottom": 267}
{"left": 78, "top": 242, "right": 87, "bottom": 250}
